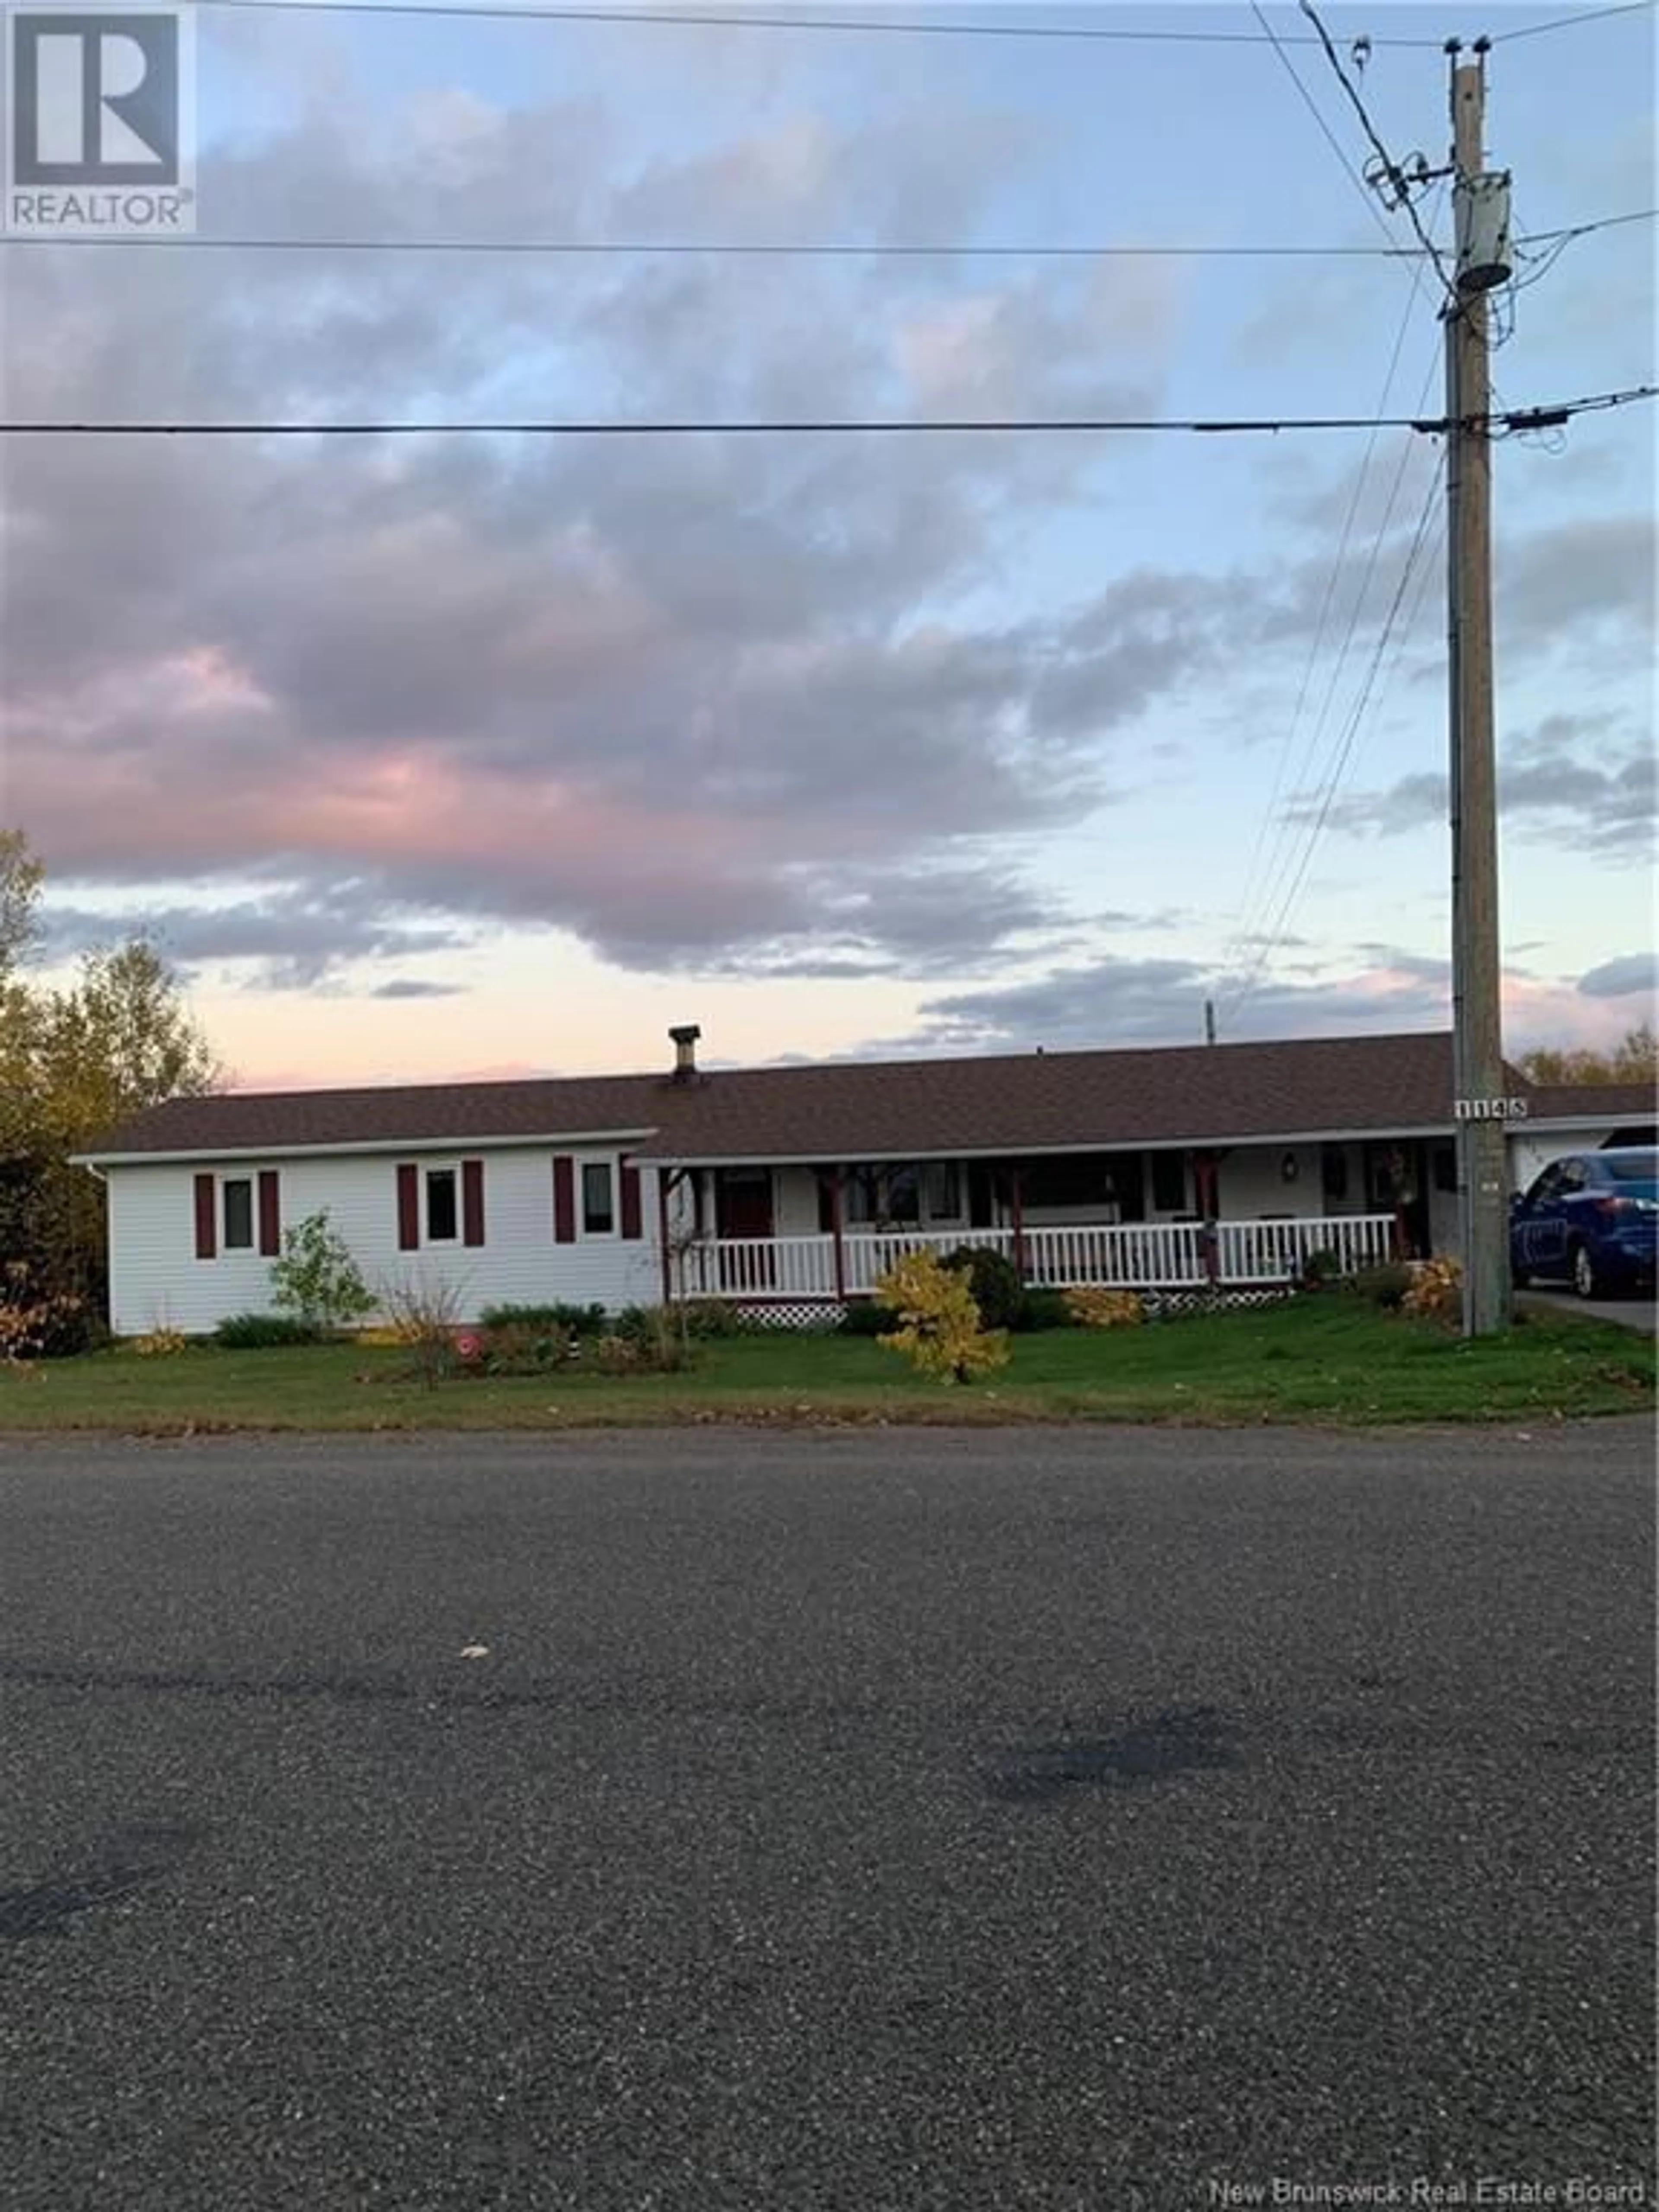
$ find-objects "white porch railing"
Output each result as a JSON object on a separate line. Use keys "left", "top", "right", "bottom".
{"left": 680, "top": 1215, "right": 1396, "bottom": 1300}
{"left": 1214, "top": 1214, "right": 1394, "bottom": 1283}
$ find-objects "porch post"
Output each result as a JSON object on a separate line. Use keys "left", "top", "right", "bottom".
{"left": 657, "top": 1168, "right": 675, "bottom": 1306}
{"left": 828, "top": 1169, "right": 846, "bottom": 1302}
{"left": 1195, "top": 1151, "right": 1220, "bottom": 1286}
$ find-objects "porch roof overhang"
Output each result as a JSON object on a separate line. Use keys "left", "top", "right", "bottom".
{"left": 640, "top": 1123, "right": 1459, "bottom": 1170}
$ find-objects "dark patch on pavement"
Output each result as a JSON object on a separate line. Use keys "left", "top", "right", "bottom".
{"left": 986, "top": 1703, "right": 1243, "bottom": 1800}
{"left": 0, "top": 1823, "right": 200, "bottom": 1941}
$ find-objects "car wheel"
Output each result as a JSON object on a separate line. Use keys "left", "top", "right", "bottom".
{"left": 1570, "top": 1241, "right": 1602, "bottom": 1300}
{"left": 1511, "top": 1259, "right": 1532, "bottom": 1288}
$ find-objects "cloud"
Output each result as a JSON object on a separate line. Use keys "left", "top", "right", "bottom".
{"left": 369, "top": 978, "right": 466, "bottom": 1000}
{"left": 0, "top": 74, "right": 1220, "bottom": 985}
{"left": 1578, "top": 953, "right": 1659, "bottom": 1001}
{"left": 1497, "top": 512, "right": 1657, "bottom": 650}
{"left": 894, "top": 947, "right": 1647, "bottom": 1061}
{"left": 1281, "top": 714, "right": 1656, "bottom": 857}
{"left": 899, "top": 952, "right": 1459, "bottom": 1055}
{"left": 35, "top": 884, "right": 472, "bottom": 989}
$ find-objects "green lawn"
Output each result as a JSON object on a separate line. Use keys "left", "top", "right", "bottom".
{"left": 0, "top": 1296, "right": 1651, "bottom": 1432}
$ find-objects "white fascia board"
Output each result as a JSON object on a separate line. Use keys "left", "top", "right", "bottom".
{"left": 74, "top": 1129, "right": 659, "bottom": 1170}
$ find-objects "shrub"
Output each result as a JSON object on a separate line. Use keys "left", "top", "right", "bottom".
{"left": 378, "top": 1274, "right": 468, "bottom": 1389}
{"left": 479, "top": 1301, "right": 609, "bottom": 1338}
{"left": 1017, "top": 1287, "right": 1075, "bottom": 1332}
{"left": 0, "top": 1261, "right": 92, "bottom": 1361}
{"left": 1402, "top": 1257, "right": 1463, "bottom": 1323}
{"left": 270, "top": 1211, "right": 376, "bottom": 1335}
{"left": 474, "top": 1321, "right": 575, "bottom": 1378}
{"left": 680, "top": 1297, "right": 747, "bottom": 1340}
{"left": 590, "top": 1332, "right": 642, "bottom": 1375}
{"left": 875, "top": 1249, "right": 1010, "bottom": 1386}
{"left": 603, "top": 1307, "right": 697, "bottom": 1372}
{"left": 839, "top": 1299, "right": 898, "bottom": 1337}
{"left": 1064, "top": 1286, "right": 1145, "bottom": 1330}
{"left": 132, "top": 1326, "right": 188, "bottom": 1357}
{"left": 213, "top": 1313, "right": 323, "bottom": 1350}
{"left": 1298, "top": 1246, "right": 1344, "bottom": 1290}
{"left": 1350, "top": 1263, "right": 1414, "bottom": 1312}
{"left": 941, "top": 1245, "right": 1027, "bottom": 1332}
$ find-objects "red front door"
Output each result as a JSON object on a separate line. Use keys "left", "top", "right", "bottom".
{"left": 715, "top": 1169, "right": 775, "bottom": 1292}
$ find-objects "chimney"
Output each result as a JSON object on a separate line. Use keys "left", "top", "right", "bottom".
{"left": 669, "top": 1023, "right": 702, "bottom": 1083}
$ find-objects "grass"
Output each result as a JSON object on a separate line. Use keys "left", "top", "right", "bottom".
{"left": 0, "top": 1295, "right": 1652, "bottom": 1433}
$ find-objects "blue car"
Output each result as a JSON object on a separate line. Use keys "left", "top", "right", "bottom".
{"left": 1510, "top": 1146, "right": 1659, "bottom": 1298}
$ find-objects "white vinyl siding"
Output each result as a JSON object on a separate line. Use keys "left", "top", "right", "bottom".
{"left": 104, "top": 1149, "right": 661, "bottom": 1337}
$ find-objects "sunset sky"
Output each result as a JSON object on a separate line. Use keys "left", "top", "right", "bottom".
{"left": 3, "top": 0, "right": 1654, "bottom": 1090}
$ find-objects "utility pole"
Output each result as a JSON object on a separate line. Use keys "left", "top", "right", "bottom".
{"left": 1444, "top": 36, "right": 1513, "bottom": 1337}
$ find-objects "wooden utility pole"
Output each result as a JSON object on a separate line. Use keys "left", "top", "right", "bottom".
{"left": 1445, "top": 37, "right": 1512, "bottom": 1337}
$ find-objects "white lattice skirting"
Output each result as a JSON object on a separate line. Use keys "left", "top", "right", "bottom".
{"left": 733, "top": 1286, "right": 1298, "bottom": 1330}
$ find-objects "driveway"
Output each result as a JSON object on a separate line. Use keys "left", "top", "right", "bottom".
{"left": 1519, "top": 1287, "right": 1659, "bottom": 1333}
{"left": 1, "top": 1425, "right": 1653, "bottom": 2211}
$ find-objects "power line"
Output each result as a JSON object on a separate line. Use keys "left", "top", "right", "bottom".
{"left": 1249, "top": 1, "right": 1399, "bottom": 252}
{"left": 198, "top": 0, "right": 1447, "bottom": 47}
{"left": 1218, "top": 193, "right": 1446, "bottom": 1000}
{"left": 1226, "top": 357, "right": 1442, "bottom": 1011}
{"left": 8, "top": 216, "right": 1644, "bottom": 260}
{"left": 5, "top": 388, "right": 1649, "bottom": 437}
{"left": 1223, "top": 460, "right": 1447, "bottom": 1027}
{"left": 1297, "top": 0, "right": 1460, "bottom": 304}
{"left": 0, "top": 232, "right": 1428, "bottom": 261}
{"left": 1491, "top": 2, "right": 1656, "bottom": 40}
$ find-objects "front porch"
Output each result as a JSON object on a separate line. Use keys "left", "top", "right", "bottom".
{"left": 676, "top": 1215, "right": 1398, "bottom": 1304}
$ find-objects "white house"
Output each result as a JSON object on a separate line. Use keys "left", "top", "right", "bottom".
{"left": 73, "top": 1027, "right": 1653, "bottom": 1336}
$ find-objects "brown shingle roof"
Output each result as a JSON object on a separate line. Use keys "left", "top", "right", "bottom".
{"left": 83, "top": 1029, "right": 1491, "bottom": 1165}
{"left": 1523, "top": 1082, "right": 1656, "bottom": 1125}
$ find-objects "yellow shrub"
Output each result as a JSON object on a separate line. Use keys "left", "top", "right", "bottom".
{"left": 874, "top": 1249, "right": 1010, "bottom": 1385}
{"left": 1063, "top": 1287, "right": 1145, "bottom": 1330}
{"left": 133, "top": 1327, "right": 188, "bottom": 1357}
{"left": 1401, "top": 1258, "right": 1463, "bottom": 1322}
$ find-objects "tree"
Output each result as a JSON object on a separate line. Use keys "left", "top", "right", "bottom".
{"left": 0, "top": 829, "right": 44, "bottom": 978}
{"left": 270, "top": 1211, "right": 375, "bottom": 1336}
{"left": 875, "top": 1248, "right": 1011, "bottom": 1386}
{"left": 1516, "top": 1025, "right": 1657, "bottom": 1088}
{"left": 0, "top": 831, "right": 224, "bottom": 1327}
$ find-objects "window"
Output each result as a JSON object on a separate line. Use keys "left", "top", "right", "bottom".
{"left": 426, "top": 1166, "right": 458, "bottom": 1243}
{"left": 1320, "top": 1144, "right": 1349, "bottom": 1205}
{"left": 582, "top": 1160, "right": 615, "bottom": 1235}
{"left": 844, "top": 1167, "right": 919, "bottom": 1224}
{"left": 923, "top": 1163, "right": 961, "bottom": 1221}
{"left": 1150, "top": 1153, "right": 1187, "bottom": 1213}
{"left": 1432, "top": 1144, "right": 1457, "bottom": 1195}
{"left": 222, "top": 1178, "right": 254, "bottom": 1250}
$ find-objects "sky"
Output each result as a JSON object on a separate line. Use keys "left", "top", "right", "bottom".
{"left": 1, "top": 0, "right": 1654, "bottom": 1090}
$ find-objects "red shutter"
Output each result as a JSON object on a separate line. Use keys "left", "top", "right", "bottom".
{"left": 462, "top": 1158, "right": 486, "bottom": 1248}
{"left": 257, "top": 1170, "right": 281, "bottom": 1258}
{"left": 620, "top": 1160, "right": 642, "bottom": 1240}
{"left": 397, "top": 1163, "right": 421, "bottom": 1250}
{"left": 194, "top": 1174, "right": 217, "bottom": 1260}
{"left": 553, "top": 1154, "right": 576, "bottom": 1244}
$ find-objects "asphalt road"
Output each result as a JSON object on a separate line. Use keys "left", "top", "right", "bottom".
{"left": 1, "top": 1425, "right": 1653, "bottom": 2212}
